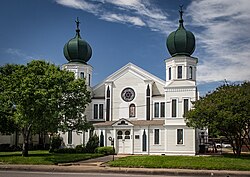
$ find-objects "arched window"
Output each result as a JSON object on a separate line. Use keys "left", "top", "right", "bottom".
{"left": 100, "top": 131, "right": 104, "bottom": 147}
{"left": 117, "top": 130, "right": 123, "bottom": 139}
{"left": 80, "top": 72, "right": 84, "bottom": 79}
{"left": 168, "top": 67, "right": 171, "bottom": 80}
{"left": 125, "top": 130, "right": 130, "bottom": 139}
{"left": 129, "top": 104, "right": 136, "bottom": 117}
{"left": 146, "top": 85, "right": 150, "bottom": 120}
{"left": 106, "top": 86, "right": 110, "bottom": 121}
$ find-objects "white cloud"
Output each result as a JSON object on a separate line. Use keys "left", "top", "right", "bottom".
{"left": 5, "top": 48, "right": 35, "bottom": 61}
{"left": 54, "top": 0, "right": 175, "bottom": 33}
{"left": 187, "top": 0, "right": 250, "bottom": 82}
{"left": 100, "top": 13, "right": 146, "bottom": 26}
{"left": 54, "top": 0, "right": 250, "bottom": 83}
{"left": 55, "top": 0, "right": 100, "bottom": 14}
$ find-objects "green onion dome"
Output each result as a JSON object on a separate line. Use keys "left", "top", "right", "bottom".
{"left": 63, "top": 18, "right": 92, "bottom": 64}
{"left": 166, "top": 7, "right": 195, "bottom": 57}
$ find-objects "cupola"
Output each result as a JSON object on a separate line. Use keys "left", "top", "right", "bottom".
{"left": 63, "top": 18, "right": 92, "bottom": 64}
{"left": 166, "top": 6, "right": 195, "bottom": 57}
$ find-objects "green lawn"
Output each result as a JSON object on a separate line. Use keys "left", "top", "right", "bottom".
{"left": 108, "top": 155, "right": 250, "bottom": 171}
{"left": 0, "top": 150, "right": 104, "bottom": 165}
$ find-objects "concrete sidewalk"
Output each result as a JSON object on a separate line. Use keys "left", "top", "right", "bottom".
{"left": 0, "top": 155, "right": 249, "bottom": 177}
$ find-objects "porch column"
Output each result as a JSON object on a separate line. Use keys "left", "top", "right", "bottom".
{"left": 131, "top": 128, "right": 134, "bottom": 154}
{"left": 113, "top": 128, "right": 117, "bottom": 154}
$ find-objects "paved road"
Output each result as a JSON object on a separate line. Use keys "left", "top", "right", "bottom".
{"left": 0, "top": 171, "right": 200, "bottom": 177}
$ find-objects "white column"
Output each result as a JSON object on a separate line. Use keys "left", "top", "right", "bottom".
{"left": 131, "top": 128, "right": 134, "bottom": 154}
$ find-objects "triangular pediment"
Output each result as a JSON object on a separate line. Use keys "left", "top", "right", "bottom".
{"left": 112, "top": 118, "right": 134, "bottom": 127}
{"left": 93, "top": 62, "right": 165, "bottom": 91}
{"left": 165, "top": 80, "right": 196, "bottom": 88}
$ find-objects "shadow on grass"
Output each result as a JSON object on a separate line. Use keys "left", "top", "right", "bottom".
{"left": 0, "top": 152, "right": 51, "bottom": 157}
{"left": 222, "top": 153, "right": 250, "bottom": 159}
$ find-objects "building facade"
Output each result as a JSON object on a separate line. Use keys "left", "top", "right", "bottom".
{"left": 60, "top": 9, "right": 201, "bottom": 155}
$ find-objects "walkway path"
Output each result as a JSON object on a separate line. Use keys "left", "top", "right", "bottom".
{"left": 59, "top": 154, "right": 127, "bottom": 166}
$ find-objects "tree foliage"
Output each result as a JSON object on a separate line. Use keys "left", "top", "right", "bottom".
{"left": 185, "top": 82, "right": 250, "bottom": 156}
{"left": 0, "top": 60, "right": 91, "bottom": 156}
{"left": 86, "top": 134, "right": 99, "bottom": 153}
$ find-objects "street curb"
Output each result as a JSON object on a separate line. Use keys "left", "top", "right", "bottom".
{"left": 0, "top": 165, "right": 250, "bottom": 176}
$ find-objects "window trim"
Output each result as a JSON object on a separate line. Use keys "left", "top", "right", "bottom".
{"left": 93, "top": 103, "right": 104, "bottom": 120}
{"left": 93, "top": 104, "right": 98, "bottom": 119}
{"left": 154, "top": 101, "right": 165, "bottom": 118}
{"left": 177, "top": 65, "right": 183, "bottom": 79}
{"left": 154, "top": 102, "right": 159, "bottom": 118}
{"left": 129, "top": 103, "right": 136, "bottom": 118}
{"left": 154, "top": 129, "right": 160, "bottom": 145}
{"left": 80, "top": 72, "right": 84, "bottom": 79}
{"left": 168, "top": 67, "right": 171, "bottom": 80}
{"left": 99, "top": 104, "right": 104, "bottom": 119}
{"left": 183, "top": 98, "right": 189, "bottom": 117}
{"left": 177, "top": 129, "right": 184, "bottom": 145}
{"left": 171, "top": 98, "right": 178, "bottom": 118}
{"left": 68, "top": 130, "right": 72, "bottom": 145}
{"left": 160, "top": 102, "right": 165, "bottom": 118}
{"left": 188, "top": 66, "right": 193, "bottom": 80}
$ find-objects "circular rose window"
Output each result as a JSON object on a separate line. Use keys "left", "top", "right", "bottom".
{"left": 121, "top": 87, "right": 135, "bottom": 102}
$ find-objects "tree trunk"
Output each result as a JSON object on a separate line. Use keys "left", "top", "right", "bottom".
{"left": 22, "top": 140, "right": 29, "bottom": 157}
{"left": 211, "top": 138, "right": 218, "bottom": 153}
{"left": 22, "top": 125, "right": 32, "bottom": 157}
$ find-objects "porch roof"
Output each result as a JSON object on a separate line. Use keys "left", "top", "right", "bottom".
{"left": 93, "top": 119, "right": 164, "bottom": 127}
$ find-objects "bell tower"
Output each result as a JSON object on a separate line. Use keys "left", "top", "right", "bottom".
{"left": 62, "top": 17, "right": 93, "bottom": 87}
{"left": 165, "top": 6, "right": 198, "bottom": 119}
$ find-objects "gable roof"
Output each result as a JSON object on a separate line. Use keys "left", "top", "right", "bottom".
{"left": 93, "top": 62, "right": 165, "bottom": 91}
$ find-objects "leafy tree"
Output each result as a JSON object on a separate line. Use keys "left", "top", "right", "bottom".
{"left": 49, "top": 134, "right": 63, "bottom": 152}
{"left": 185, "top": 82, "right": 250, "bottom": 156}
{"left": 0, "top": 60, "right": 91, "bottom": 156}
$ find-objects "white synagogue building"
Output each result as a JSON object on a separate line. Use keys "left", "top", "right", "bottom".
{"left": 61, "top": 9, "right": 202, "bottom": 155}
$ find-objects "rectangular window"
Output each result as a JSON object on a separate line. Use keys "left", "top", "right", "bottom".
{"left": 172, "top": 99, "right": 177, "bottom": 117}
{"left": 68, "top": 130, "right": 72, "bottom": 144}
{"left": 99, "top": 104, "right": 103, "bottom": 119}
{"left": 154, "top": 129, "right": 159, "bottom": 144}
{"left": 189, "top": 66, "right": 193, "bottom": 79}
{"left": 88, "top": 74, "right": 91, "bottom": 86}
{"left": 94, "top": 104, "right": 104, "bottom": 119}
{"left": 94, "top": 104, "right": 98, "bottom": 119}
{"left": 154, "top": 102, "right": 159, "bottom": 117}
{"left": 146, "top": 97, "right": 150, "bottom": 120}
{"left": 183, "top": 99, "right": 189, "bottom": 116}
{"left": 168, "top": 67, "right": 171, "bottom": 80}
{"left": 106, "top": 99, "right": 110, "bottom": 121}
{"left": 177, "top": 129, "right": 183, "bottom": 144}
{"left": 160, "top": 102, "right": 165, "bottom": 117}
{"left": 178, "top": 66, "right": 182, "bottom": 79}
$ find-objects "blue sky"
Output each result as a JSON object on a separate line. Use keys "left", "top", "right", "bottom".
{"left": 0, "top": 0, "right": 249, "bottom": 96}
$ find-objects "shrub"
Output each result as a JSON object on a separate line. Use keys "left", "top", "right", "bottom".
{"left": 54, "top": 148, "right": 76, "bottom": 153}
{"left": 86, "top": 134, "right": 99, "bottom": 153}
{"left": 95, "top": 146, "right": 115, "bottom": 155}
{"left": 75, "top": 145, "right": 87, "bottom": 153}
{"left": 9, "top": 145, "right": 22, "bottom": 151}
{"left": 49, "top": 134, "right": 62, "bottom": 153}
{"left": 0, "top": 144, "right": 10, "bottom": 152}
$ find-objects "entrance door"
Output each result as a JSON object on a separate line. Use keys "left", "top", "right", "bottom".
{"left": 117, "top": 130, "right": 131, "bottom": 154}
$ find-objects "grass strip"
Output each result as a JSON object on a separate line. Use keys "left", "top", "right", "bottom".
{"left": 0, "top": 150, "right": 104, "bottom": 165}
{"left": 108, "top": 155, "right": 250, "bottom": 171}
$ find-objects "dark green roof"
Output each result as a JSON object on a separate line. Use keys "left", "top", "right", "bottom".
{"left": 166, "top": 7, "right": 195, "bottom": 57}
{"left": 63, "top": 18, "right": 92, "bottom": 64}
